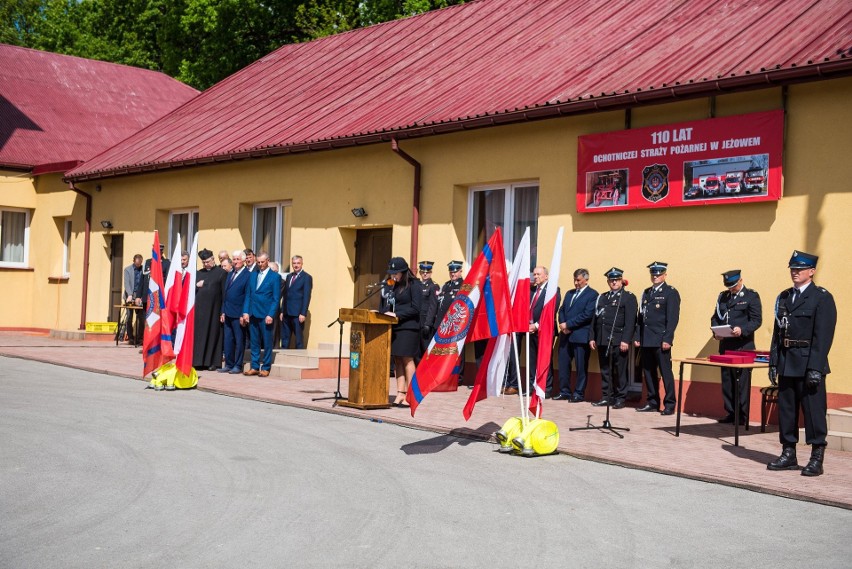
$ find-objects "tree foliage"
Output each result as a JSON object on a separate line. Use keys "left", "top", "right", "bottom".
{"left": 1, "top": 0, "right": 465, "bottom": 90}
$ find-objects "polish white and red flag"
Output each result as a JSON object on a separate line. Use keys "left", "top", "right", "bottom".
{"left": 174, "top": 233, "right": 198, "bottom": 376}
{"left": 463, "top": 227, "right": 531, "bottom": 420}
{"left": 529, "top": 227, "right": 564, "bottom": 416}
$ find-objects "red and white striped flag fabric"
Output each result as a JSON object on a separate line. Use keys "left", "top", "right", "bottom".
{"left": 463, "top": 227, "right": 531, "bottom": 420}
{"left": 529, "top": 227, "right": 564, "bottom": 416}
{"left": 174, "top": 233, "right": 198, "bottom": 376}
{"left": 142, "top": 231, "right": 173, "bottom": 376}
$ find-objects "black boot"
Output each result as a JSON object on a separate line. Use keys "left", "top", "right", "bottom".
{"left": 767, "top": 446, "right": 799, "bottom": 471}
{"left": 801, "top": 445, "right": 825, "bottom": 477}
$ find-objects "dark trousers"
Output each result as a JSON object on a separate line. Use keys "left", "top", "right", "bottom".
{"left": 223, "top": 315, "right": 246, "bottom": 371}
{"left": 125, "top": 305, "right": 143, "bottom": 343}
{"left": 557, "top": 336, "right": 590, "bottom": 397}
{"left": 281, "top": 315, "right": 305, "bottom": 349}
{"left": 778, "top": 375, "right": 828, "bottom": 447}
{"left": 249, "top": 317, "right": 275, "bottom": 371}
{"left": 598, "top": 345, "right": 629, "bottom": 401}
{"left": 640, "top": 346, "right": 676, "bottom": 410}
{"left": 720, "top": 338, "right": 754, "bottom": 416}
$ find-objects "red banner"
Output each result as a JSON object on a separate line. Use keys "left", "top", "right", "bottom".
{"left": 576, "top": 110, "right": 783, "bottom": 213}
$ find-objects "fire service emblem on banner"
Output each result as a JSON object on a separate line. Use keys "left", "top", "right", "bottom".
{"left": 642, "top": 164, "right": 669, "bottom": 203}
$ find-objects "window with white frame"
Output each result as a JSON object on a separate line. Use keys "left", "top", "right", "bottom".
{"left": 62, "top": 219, "right": 72, "bottom": 276}
{"left": 253, "top": 201, "right": 291, "bottom": 266}
{"left": 467, "top": 182, "right": 539, "bottom": 270}
{"left": 0, "top": 208, "right": 30, "bottom": 267}
{"left": 169, "top": 209, "right": 199, "bottom": 254}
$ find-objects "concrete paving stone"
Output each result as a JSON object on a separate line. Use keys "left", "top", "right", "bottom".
{"left": 1, "top": 331, "right": 850, "bottom": 509}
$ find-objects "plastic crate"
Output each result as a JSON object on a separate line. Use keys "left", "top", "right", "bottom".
{"left": 86, "top": 321, "right": 118, "bottom": 333}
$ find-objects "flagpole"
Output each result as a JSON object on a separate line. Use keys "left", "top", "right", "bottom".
{"left": 524, "top": 331, "right": 531, "bottom": 425}
{"left": 510, "top": 333, "right": 526, "bottom": 423}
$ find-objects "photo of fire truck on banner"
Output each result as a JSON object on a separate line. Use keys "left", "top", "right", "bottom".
{"left": 585, "top": 168, "right": 630, "bottom": 208}
{"left": 683, "top": 153, "right": 769, "bottom": 200}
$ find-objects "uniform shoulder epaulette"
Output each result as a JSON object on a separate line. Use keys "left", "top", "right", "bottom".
{"left": 818, "top": 287, "right": 829, "bottom": 294}
{"left": 624, "top": 289, "right": 636, "bottom": 297}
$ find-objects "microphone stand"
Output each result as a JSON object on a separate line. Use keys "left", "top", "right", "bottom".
{"left": 313, "top": 282, "right": 385, "bottom": 405}
{"left": 570, "top": 291, "right": 630, "bottom": 438}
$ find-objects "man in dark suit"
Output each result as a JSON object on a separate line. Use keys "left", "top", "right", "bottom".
{"left": 280, "top": 255, "right": 313, "bottom": 349}
{"left": 711, "top": 269, "right": 762, "bottom": 424}
{"left": 590, "top": 267, "right": 637, "bottom": 409}
{"left": 219, "top": 250, "right": 250, "bottom": 374}
{"left": 527, "top": 266, "right": 561, "bottom": 397}
{"left": 767, "top": 250, "right": 836, "bottom": 477}
{"left": 123, "top": 254, "right": 144, "bottom": 343}
{"left": 635, "top": 261, "right": 681, "bottom": 415}
{"left": 242, "top": 252, "right": 281, "bottom": 376}
{"left": 555, "top": 268, "right": 597, "bottom": 402}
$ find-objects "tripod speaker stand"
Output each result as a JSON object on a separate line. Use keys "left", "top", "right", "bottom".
{"left": 569, "top": 347, "right": 630, "bottom": 438}
{"left": 570, "top": 292, "right": 630, "bottom": 438}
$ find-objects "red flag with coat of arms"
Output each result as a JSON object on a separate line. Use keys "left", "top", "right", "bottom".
{"left": 407, "top": 229, "right": 511, "bottom": 415}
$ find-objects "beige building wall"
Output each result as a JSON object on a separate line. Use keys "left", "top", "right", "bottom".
{"left": 0, "top": 171, "right": 85, "bottom": 330}
{"left": 43, "top": 76, "right": 852, "bottom": 397}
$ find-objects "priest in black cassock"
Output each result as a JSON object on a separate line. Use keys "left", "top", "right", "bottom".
{"left": 193, "top": 249, "right": 228, "bottom": 371}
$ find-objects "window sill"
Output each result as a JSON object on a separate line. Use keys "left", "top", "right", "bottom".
{"left": 48, "top": 275, "right": 70, "bottom": 283}
{"left": 0, "top": 265, "right": 34, "bottom": 271}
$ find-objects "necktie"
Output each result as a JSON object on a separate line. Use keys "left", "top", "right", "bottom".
{"left": 570, "top": 288, "right": 581, "bottom": 307}
{"left": 291, "top": 272, "right": 299, "bottom": 286}
{"left": 530, "top": 286, "right": 541, "bottom": 308}
{"left": 792, "top": 288, "right": 799, "bottom": 304}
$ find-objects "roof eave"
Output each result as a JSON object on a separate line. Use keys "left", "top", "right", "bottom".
{"left": 65, "top": 57, "right": 852, "bottom": 183}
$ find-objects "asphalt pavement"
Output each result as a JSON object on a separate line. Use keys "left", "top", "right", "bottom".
{"left": 2, "top": 357, "right": 851, "bottom": 569}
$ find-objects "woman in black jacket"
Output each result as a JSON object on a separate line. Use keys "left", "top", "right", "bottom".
{"left": 382, "top": 257, "right": 423, "bottom": 406}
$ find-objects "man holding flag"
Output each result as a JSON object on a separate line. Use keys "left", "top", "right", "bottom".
{"left": 528, "top": 266, "right": 561, "bottom": 401}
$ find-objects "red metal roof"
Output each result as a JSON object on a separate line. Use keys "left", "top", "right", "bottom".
{"left": 0, "top": 44, "right": 198, "bottom": 170}
{"left": 67, "top": 0, "right": 851, "bottom": 181}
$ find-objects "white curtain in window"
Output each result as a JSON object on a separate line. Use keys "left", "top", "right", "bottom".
{"left": 1, "top": 210, "right": 26, "bottom": 263}
{"left": 513, "top": 185, "right": 539, "bottom": 269}
{"left": 254, "top": 207, "right": 276, "bottom": 260}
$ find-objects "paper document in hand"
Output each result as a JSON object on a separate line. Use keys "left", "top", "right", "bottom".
{"left": 711, "top": 325, "right": 735, "bottom": 338}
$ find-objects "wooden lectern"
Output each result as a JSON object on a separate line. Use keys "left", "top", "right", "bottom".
{"left": 337, "top": 308, "right": 397, "bottom": 409}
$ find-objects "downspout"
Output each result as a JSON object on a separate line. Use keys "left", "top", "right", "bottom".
{"left": 68, "top": 182, "right": 91, "bottom": 331}
{"left": 390, "top": 138, "right": 421, "bottom": 265}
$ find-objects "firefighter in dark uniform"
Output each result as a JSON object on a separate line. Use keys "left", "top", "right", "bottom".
{"left": 711, "top": 270, "right": 762, "bottom": 424}
{"left": 416, "top": 260, "right": 440, "bottom": 363}
{"left": 589, "top": 267, "right": 637, "bottom": 409}
{"left": 434, "top": 260, "right": 464, "bottom": 329}
{"left": 635, "top": 261, "right": 681, "bottom": 415}
{"left": 767, "top": 250, "right": 836, "bottom": 477}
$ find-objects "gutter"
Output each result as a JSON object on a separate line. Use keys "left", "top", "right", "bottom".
{"left": 67, "top": 182, "right": 92, "bottom": 331}
{"left": 390, "top": 138, "right": 421, "bottom": 266}
{"left": 64, "top": 58, "right": 852, "bottom": 182}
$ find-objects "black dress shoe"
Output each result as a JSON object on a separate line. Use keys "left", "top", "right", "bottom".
{"left": 636, "top": 403, "right": 658, "bottom": 412}
{"left": 717, "top": 414, "right": 735, "bottom": 424}
{"left": 767, "top": 447, "right": 799, "bottom": 471}
{"left": 591, "top": 399, "right": 611, "bottom": 407}
{"left": 660, "top": 408, "right": 675, "bottom": 416}
{"left": 570, "top": 395, "right": 584, "bottom": 403}
{"left": 612, "top": 399, "right": 626, "bottom": 409}
{"left": 552, "top": 394, "right": 572, "bottom": 400}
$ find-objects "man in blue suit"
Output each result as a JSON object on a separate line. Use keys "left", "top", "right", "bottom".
{"left": 219, "top": 250, "right": 250, "bottom": 374}
{"left": 242, "top": 252, "right": 281, "bottom": 376}
{"left": 280, "top": 255, "right": 313, "bottom": 349}
{"left": 555, "top": 268, "right": 598, "bottom": 402}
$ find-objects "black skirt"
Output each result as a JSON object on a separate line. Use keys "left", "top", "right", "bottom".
{"left": 391, "top": 327, "right": 420, "bottom": 358}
